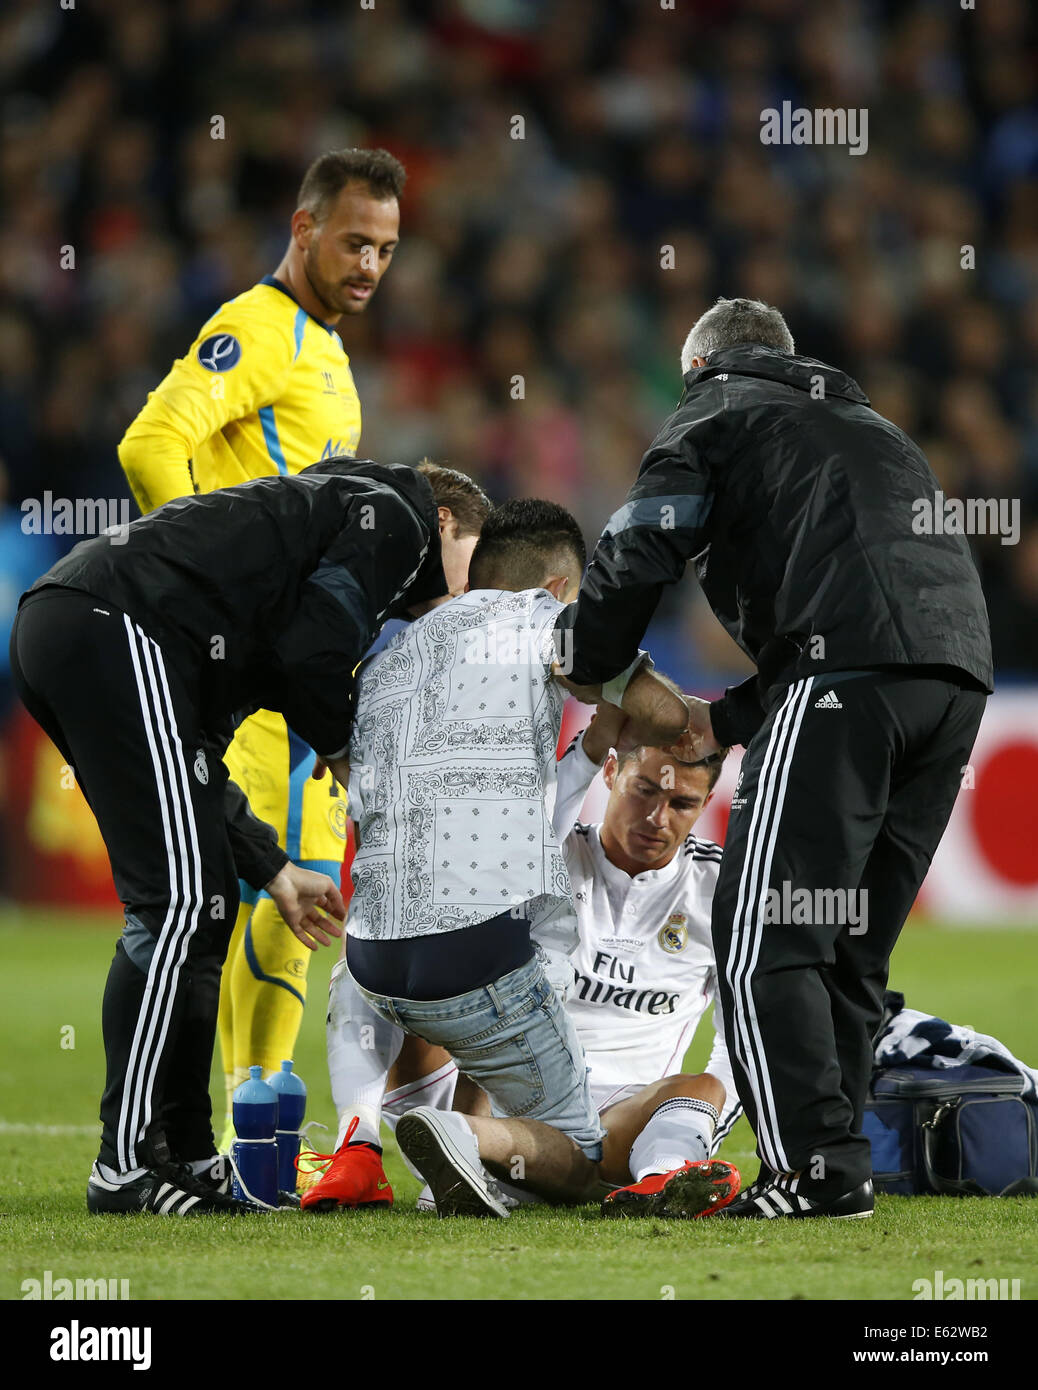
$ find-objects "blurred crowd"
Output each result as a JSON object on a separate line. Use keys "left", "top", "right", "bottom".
{"left": 1, "top": 0, "right": 1037, "bottom": 690}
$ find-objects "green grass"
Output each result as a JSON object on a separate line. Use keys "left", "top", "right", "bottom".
{"left": 1, "top": 910, "right": 1036, "bottom": 1301}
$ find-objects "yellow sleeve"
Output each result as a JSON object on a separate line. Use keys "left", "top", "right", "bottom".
{"left": 118, "top": 305, "right": 294, "bottom": 512}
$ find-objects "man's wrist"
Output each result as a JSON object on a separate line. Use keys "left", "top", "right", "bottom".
{"left": 263, "top": 856, "right": 291, "bottom": 892}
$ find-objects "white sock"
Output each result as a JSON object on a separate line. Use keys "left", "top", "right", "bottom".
{"left": 337, "top": 1103, "right": 381, "bottom": 1151}
{"left": 629, "top": 1097, "right": 719, "bottom": 1181}
{"left": 383, "top": 1062, "right": 460, "bottom": 1180}
{"left": 326, "top": 957, "right": 403, "bottom": 1149}
{"left": 96, "top": 1161, "right": 147, "bottom": 1184}
{"left": 382, "top": 1062, "right": 459, "bottom": 1133}
{"left": 187, "top": 1156, "right": 220, "bottom": 1176}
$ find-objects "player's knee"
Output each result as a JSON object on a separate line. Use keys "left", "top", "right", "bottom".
{"left": 659, "top": 1071, "right": 726, "bottom": 1112}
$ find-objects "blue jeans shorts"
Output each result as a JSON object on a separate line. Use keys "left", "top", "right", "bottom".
{"left": 355, "top": 953, "right": 604, "bottom": 1160}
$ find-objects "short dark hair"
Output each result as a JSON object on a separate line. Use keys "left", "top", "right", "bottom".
{"left": 618, "top": 743, "right": 730, "bottom": 793}
{"left": 468, "top": 499, "right": 586, "bottom": 591}
{"left": 416, "top": 459, "right": 492, "bottom": 538}
{"left": 298, "top": 148, "right": 406, "bottom": 222}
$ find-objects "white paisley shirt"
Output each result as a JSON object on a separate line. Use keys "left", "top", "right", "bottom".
{"left": 346, "top": 588, "right": 577, "bottom": 950}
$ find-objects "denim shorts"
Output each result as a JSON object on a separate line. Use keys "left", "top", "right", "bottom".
{"left": 354, "top": 953, "right": 604, "bottom": 1159}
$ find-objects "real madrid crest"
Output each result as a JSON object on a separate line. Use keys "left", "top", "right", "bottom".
{"left": 658, "top": 912, "right": 688, "bottom": 954}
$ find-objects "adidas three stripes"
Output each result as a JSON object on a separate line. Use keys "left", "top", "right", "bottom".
{"left": 12, "top": 587, "right": 239, "bottom": 1172}
{"left": 711, "top": 667, "right": 985, "bottom": 1199}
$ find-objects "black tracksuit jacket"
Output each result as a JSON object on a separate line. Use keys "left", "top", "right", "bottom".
{"left": 563, "top": 345, "right": 993, "bottom": 745}
{"left": 22, "top": 458, "right": 446, "bottom": 884}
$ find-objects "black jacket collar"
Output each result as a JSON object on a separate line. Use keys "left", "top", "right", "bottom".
{"left": 681, "top": 344, "right": 869, "bottom": 406}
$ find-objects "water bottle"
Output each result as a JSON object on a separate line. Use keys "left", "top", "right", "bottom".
{"left": 268, "top": 1059, "right": 307, "bottom": 1195}
{"left": 231, "top": 1065, "right": 278, "bottom": 1208}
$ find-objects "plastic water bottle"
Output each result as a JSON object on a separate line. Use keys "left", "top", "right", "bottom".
{"left": 231, "top": 1065, "right": 278, "bottom": 1208}
{"left": 268, "top": 1059, "right": 307, "bottom": 1195}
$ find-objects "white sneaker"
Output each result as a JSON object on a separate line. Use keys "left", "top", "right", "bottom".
{"left": 488, "top": 1176, "right": 542, "bottom": 1209}
{"left": 414, "top": 1174, "right": 521, "bottom": 1214}
{"left": 396, "top": 1107, "right": 510, "bottom": 1219}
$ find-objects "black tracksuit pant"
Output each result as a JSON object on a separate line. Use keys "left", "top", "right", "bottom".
{"left": 711, "top": 667, "right": 986, "bottom": 1200}
{"left": 11, "top": 588, "right": 239, "bottom": 1172}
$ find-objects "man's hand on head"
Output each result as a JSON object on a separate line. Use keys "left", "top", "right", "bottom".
{"left": 556, "top": 664, "right": 692, "bottom": 749}
{"left": 682, "top": 696, "right": 721, "bottom": 761}
{"left": 618, "top": 667, "right": 689, "bottom": 745}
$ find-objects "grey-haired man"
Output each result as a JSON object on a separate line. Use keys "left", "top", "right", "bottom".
{"left": 558, "top": 297, "right": 991, "bottom": 1220}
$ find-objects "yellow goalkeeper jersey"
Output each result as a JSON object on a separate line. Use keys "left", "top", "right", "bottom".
{"left": 118, "top": 275, "right": 362, "bottom": 510}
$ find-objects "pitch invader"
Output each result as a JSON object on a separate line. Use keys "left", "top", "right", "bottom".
{"left": 118, "top": 149, "right": 409, "bottom": 1141}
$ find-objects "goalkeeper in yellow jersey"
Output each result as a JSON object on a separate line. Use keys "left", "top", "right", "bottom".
{"left": 119, "top": 147, "right": 410, "bottom": 1148}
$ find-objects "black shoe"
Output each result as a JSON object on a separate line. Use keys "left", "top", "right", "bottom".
{"left": 718, "top": 1175, "right": 874, "bottom": 1220}
{"left": 184, "top": 1154, "right": 231, "bottom": 1196}
{"left": 87, "top": 1160, "right": 262, "bottom": 1215}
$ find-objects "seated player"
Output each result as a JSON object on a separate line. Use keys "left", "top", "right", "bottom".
{"left": 301, "top": 499, "right": 690, "bottom": 1213}
{"left": 397, "top": 702, "right": 741, "bottom": 1218}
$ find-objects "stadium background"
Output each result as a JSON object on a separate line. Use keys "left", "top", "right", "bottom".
{"left": 0, "top": 0, "right": 1035, "bottom": 922}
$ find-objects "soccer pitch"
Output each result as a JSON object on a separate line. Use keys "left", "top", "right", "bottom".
{"left": 1, "top": 910, "right": 1035, "bottom": 1302}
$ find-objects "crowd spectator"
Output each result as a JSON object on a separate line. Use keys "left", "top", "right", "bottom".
{"left": 1, "top": 0, "right": 1036, "bottom": 689}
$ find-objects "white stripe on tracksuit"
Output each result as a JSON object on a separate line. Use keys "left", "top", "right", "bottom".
{"left": 725, "top": 678, "right": 814, "bottom": 1179}
{"left": 712, "top": 1104, "right": 743, "bottom": 1148}
{"left": 116, "top": 618, "right": 205, "bottom": 1171}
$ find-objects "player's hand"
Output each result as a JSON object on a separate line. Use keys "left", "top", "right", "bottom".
{"left": 311, "top": 754, "right": 351, "bottom": 786}
{"left": 265, "top": 863, "right": 346, "bottom": 951}
{"left": 682, "top": 695, "right": 721, "bottom": 760}
{"left": 581, "top": 702, "right": 629, "bottom": 765}
{"left": 619, "top": 667, "right": 689, "bottom": 744}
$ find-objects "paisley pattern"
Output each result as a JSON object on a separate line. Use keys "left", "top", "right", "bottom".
{"left": 346, "top": 590, "right": 576, "bottom": 940}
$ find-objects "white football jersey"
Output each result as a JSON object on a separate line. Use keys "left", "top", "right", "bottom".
{"left": 550, "top": 733, "right": 739, "bottom": 1133}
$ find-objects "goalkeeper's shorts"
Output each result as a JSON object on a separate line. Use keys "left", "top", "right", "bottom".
{"left": 223, "top": 706, "right": 347, "bottom": 901}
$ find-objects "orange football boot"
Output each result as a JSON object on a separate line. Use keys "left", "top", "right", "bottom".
{"left": 602, "top": 1159, "right": 740, "bottom": 1219}
{"left": 298, "top": 1115, "right": 394, "bottom": 1212}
